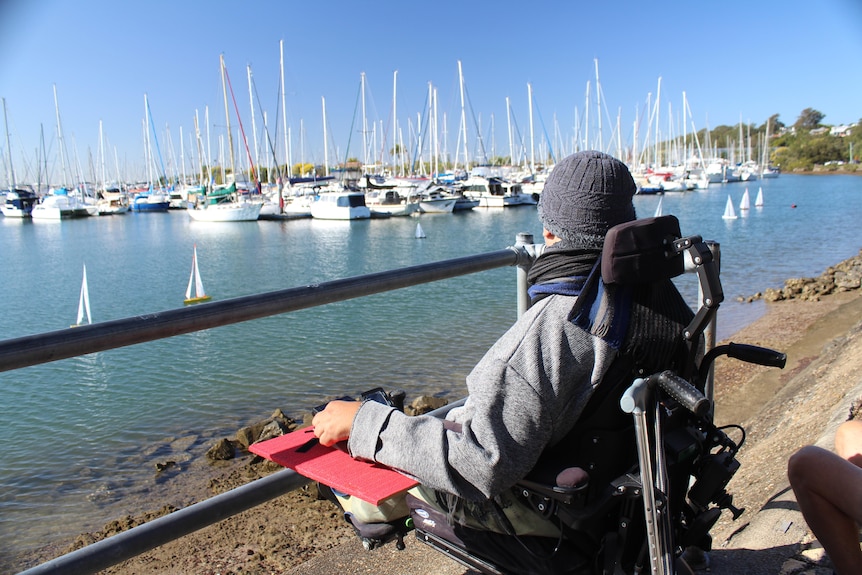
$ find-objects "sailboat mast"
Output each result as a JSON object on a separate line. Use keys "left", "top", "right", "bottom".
{"left": 143, "top": 96, "right": 153, "bottom": 188}
{"left": 99, "top": 119, "right": 106, "bottom": 191}
{"left": 655, "top": 77, "right": 662, "bottom": 167}
{"left": 3, "top": 98, "right": 17, "bottom": 190}
{"left": 205, "top": 106, "right": 212, "bottom": 184}
{"left": 595, "top": 59, "right": 603, "bottom": 153}
{"left": 194, "top": 110, "right": 205, "bottom": 186}
{"left": 584, "top": 81, "right": 590, "bottom": 152}
{"left": 220, "top": 54, "right": 236, "bottom": 180}
{"left": 321, "top": 96, "right": 329, "bottom": 177}
{"left": 247, "top": 64, "right": 260, "bottom": 176}
{"left": 528, "top": 83, "right": 535, "bottom": 174}
{"left": 280, "top": 40, "right": 291, "bottom": 178}
{"left": 361, "top": 72, "right": 368, "bottom": 170}
{"left": 505, "top": 97, "right": 513, "bottom": 168}
{"left": 53, "top": 84, "right": 70, "bottom": 187}
{"left": 457, "top": 60, "right": 468, "bottom": 171}
{"left": 432, "top": 84, "right": 439, "bottom": 177}
{"left": 391, "top": 70, "right": 397, "bottom": 176}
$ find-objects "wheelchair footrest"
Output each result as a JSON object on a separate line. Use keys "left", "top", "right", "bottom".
{"left": 415, "top": 529, "right": 506, "bottom": 575}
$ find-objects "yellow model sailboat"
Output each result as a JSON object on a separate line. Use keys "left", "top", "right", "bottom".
{"left": 183, "top": 245, "right": 212, "bottom": 305}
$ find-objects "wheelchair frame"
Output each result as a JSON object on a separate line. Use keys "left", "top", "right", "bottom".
{"left": 414, "top": 216, "right": 786, "bottom": 575}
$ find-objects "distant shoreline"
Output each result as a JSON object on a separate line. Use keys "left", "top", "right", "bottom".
{"left": 787, "top": 168, "right": 862, "bottom": 176}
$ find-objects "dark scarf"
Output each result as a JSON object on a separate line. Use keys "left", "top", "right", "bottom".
{"left": 527, "top": 245, "right": 632, "bottom": 350}
{"left": 526, "top": 246, "right": 601, "bottom": 303}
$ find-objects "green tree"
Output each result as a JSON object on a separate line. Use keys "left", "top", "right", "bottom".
{"left": 795, "top": 108, "right": 825, "bottom": 131}
{"left": 759, "top": 114, "right": 784, "bottom": 133}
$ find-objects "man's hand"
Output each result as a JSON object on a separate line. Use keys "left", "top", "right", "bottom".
{"left": 311, "top": 400, "right": 362, "bottom": 446}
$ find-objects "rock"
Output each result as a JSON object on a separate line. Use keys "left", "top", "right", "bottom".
{"left": 206, "top": 438, "right": 235, "bottom": 461}
{"left": 752, "top": 251, "right": 862, "bottom": 303}
{"left": 235, "top": 421, "right": 268, "bottom": 449}
{"left": 270, "top": 408, "right": 298, "bottom": 433}
{"left": 406, "top": 395, "right": 449, "bottom": 416}
{"left": 154, "top": 461, "right": 177, "bottom": 473}
{"left": 255, "top": 420, "right": 287, "bottom": 443}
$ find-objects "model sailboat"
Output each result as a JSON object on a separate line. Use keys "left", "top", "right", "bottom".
{"left": 72, "top": 264, "right": 92, "bottom": 327}
{"left": 184, "top": 245, "right": 212, "bottom": 305}
{"left": 722, "top": 195, "right": 738, "bottom": 220}
{"left": 755, "top": 187, "right": 764, "bottom": 207}
{"left": 739, "top": 188, "right": 751, "bottom": 211}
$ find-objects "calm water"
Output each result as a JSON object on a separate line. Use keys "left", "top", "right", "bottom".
{"left": 2, "top": 174, "right": 861, "bottom": 558}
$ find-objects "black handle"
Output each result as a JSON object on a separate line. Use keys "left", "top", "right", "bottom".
{"left": 655, "top": 371, "right": 710, "bottom": 416}
{"left": 726, "top": 343, "right": 787, "bottom": 368}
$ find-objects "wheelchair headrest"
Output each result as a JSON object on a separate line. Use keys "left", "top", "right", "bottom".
{"left": 601, "top": 215, "right": 684, "bottom": 285}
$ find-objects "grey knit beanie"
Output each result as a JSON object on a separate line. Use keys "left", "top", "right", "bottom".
{"left": 538, "top": 150, "right": 637, "bottom": 249}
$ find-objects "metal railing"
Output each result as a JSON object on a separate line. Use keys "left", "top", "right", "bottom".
{"left": 14, "top": 234, "right": 539, "bottom": 575}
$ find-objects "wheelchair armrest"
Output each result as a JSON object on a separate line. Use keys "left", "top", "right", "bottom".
{"left": 515, "top": 473, "right": 589, "bottom": 506}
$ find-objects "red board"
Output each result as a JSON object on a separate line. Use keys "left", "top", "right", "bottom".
{"left": 249, "top": 427, "right": 419, "bottom": 505}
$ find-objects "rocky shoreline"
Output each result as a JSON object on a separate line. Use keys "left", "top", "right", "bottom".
{"left": 740, "top": 248, "right": 862, "bottom": 303}
{"left": 11, "top": 250, "right": 862, "bottom": 574}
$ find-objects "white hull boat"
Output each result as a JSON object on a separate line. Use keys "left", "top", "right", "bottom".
{"left": 311, "top": 191, "right": 371, "bottom": 220}
{"left": 31, "top": 190, "right": 91, "bottom": 220}
{"left": 1, "top": 189, "right": 38, "bottom": 217}
{"left": 187, "top": 201, "right": 262, "bottom": 222}
{"left": 459, "top": 175, "right": 536, "bottom": 208}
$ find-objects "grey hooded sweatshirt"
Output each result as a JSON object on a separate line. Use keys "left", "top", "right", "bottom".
{"left": 347, "top": 292, "right": 617, "bottom": 501}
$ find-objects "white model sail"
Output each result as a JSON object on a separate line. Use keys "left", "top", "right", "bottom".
{"left": 75, "top": 264, "right": 92, "bottom": 326}
{"left": 184, "top": 245, "right": 211, "bottom": 304}
{"left": 722, "top": 195, "right": 738, "bottom": 220}
{"left": 740, "top": 188, "right": 751, "bottom": 211}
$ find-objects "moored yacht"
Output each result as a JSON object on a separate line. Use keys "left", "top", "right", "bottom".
{"left": 310, "top": 189, "right": 371, "bottom": 220}
{"left": 365, "top": 188, "right": 419, "bottom": 217}
{"left": 187, "top": 183, "right": 262, "bottom": 222}
{"left": 96, "top": 187, "right": 130, "bottom": 215}
{"left": 30, "top": 188, "right": 91, "bottom": 219}
{"left": 458, "top": 175, "right": 536, "bottom": 207}
{"left": 130, "top": 187, "right": 170, "bottom": 212}
{"left": 417, "top": 185, "right": 458, "bottom": 213}
{"left": 1, "top": 188, "right": 38, "bottom": 217}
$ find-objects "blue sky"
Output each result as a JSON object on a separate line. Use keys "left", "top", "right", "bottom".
{"left": 1, "top": 0, "right": 861, "bottom": 183}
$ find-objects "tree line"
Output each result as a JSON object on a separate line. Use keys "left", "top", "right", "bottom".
{"left": 694, "top": 108, "right": 861, "bottom": 172}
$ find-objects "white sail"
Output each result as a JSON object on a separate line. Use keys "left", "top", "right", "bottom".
{"left": 755, "top": 187, "right": 764, "bottom": 207}
{"left": 75, "top": 264, "right": 92, "bottom": 326}
{"left": 654, "top": 196, "right": 663, "bottom": 217}
{"left": 722, "top": 195, "right": 738, "bottom": 220}
{"left": 415, "top": 222, "right": 426, "bottom": 239}
{"left": 740, "top": 188, "right": 751, "bottom": 210}
{"left": 185, "top": 245, "right": 210, "bottom": 304}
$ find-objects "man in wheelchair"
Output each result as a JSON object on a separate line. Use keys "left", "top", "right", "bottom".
{"left": 312, "top": 151, "right": 781, "bottom": 574}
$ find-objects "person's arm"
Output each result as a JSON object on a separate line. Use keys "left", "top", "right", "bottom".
{"left": 348, "top": 357, "right": 553, "bottom": 500}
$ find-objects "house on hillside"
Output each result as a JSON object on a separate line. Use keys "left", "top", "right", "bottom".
{"left": 830, "top": 124, "right": 855, "bottom": 137}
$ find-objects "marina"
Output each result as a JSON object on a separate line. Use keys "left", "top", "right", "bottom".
{"left": 1, "top": 174, "right": 862, "bottom": 558}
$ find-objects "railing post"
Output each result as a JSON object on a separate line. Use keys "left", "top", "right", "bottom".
{"left": 703, "top": 241, "right": 720, "bottom": 406}
{"left": 513, "top": 233, "right": 542, "bottom": 318}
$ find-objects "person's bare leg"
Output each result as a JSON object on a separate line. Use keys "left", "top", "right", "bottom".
{"left": 835, "top": 419, "right": 862, "bottom": 467}
{"left": 789, "top": 445, "right": 862, "bottom": 575}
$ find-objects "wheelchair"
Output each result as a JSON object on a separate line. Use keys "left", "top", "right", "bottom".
{"left": 411, "top": 215, "right": 787, "bottom": 575}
